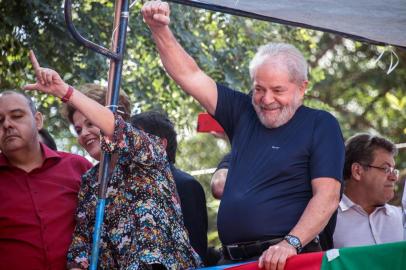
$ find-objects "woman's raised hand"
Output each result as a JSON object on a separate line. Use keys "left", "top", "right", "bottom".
{"left": 24, "top": 50, "right": 69, "bottom": 99}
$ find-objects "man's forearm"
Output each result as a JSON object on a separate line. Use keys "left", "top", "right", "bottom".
{"left": 152, "top": 27, "right": 199, "bottom": 88}
{"left": 290, "top": 196, "right": 338, "bottom": 246}
{"left": 289, "top": 179, "right": 340, "bottom": 246}
{"left": 142, "top": 1, "right": 217, "bottom": 113}
{"left": 150, "top": 26, "right": 217, "bottom": 114}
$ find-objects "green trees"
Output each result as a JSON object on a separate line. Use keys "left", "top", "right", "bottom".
{"left": 1, "top": 0, "right": 405, "bottom": 245}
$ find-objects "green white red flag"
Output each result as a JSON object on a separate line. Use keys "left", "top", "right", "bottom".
{"left": 224, "top": 241, "right": 406, "bottom": 270}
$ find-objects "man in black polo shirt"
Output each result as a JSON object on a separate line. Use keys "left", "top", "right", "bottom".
{"left": 142, "top": 2, "right": 345, "bottom": 269}
{"left": 211, "top": 153, "right": 338, "bottom": 251}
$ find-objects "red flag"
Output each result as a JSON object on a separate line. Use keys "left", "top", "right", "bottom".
{"left": 224, "top": 252, "right": 324, "bottom": 270}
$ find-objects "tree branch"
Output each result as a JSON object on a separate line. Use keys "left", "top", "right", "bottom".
{"left": 310, "top": 36, "right": 343, "bottom": 69}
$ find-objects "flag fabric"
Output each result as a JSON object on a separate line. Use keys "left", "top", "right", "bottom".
{"left": 321, "top": 241, "right": 406, "bottom": 270}
{"left": 202, "top": 241, "right": 406, "bottom": 270}
{"left": 225, "top": 251, "right": 324, "bottom": 270}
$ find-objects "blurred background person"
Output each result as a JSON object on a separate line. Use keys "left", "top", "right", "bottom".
{"left": 38, "top": 128, "right": 57, "bottom": 151}
{"left": 334, "top": 133, "right": 404, "bottom": 248}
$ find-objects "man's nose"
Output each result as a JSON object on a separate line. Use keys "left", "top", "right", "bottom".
{"left": 2, "top": 117, "right": 13, "bottom": 129}
{"left": 262, "top": 90, "right": 275, "bottom": 104}
{"left": 388, "top": 172, "right": 398, "bottom": 182}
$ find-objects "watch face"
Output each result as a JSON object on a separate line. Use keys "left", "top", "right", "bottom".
{"left": 285, "top": 235, "right": 301, "bottom": 248}
{"left": 290, "top": 237, "right": 299, "bottom": 245}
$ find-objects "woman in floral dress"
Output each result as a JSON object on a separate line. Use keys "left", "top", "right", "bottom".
{"left": 24, "top": 51, "right": 202, "bottom": 270}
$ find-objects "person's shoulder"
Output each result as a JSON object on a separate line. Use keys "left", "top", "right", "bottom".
{"left": 172, "top": 166, "right": 195, "bottom": 182}
{"left": 216, "top": 83, "right": 250, "bottom": 99}
{"left": 172, "top": 166, "right": 203, "bottom": 187}
{"left": 57, "top": 151, "right": 93, "bottom": 168}
{"left": 301, "top": 106, "right": 341, "bottom": 130}
{"left": 302, "top": 106, "right": 337, "bottom": 120}
{"left": 56, "top": 150, "right": 87, "bottom": 160}
{"left": 216, "top": 83, "right": 234, "bottom": 92}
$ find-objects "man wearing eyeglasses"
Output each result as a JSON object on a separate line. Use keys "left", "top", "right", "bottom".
{"left": 333, "top": 133, "right": 404, "bottom": 248}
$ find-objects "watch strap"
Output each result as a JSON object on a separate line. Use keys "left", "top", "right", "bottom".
{"left": 284, "top": 234, "right": 302, "bottom": 253}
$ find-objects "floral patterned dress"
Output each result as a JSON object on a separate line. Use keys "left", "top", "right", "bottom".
{"left": 67, "top": 115, "right": 202, "bottom": 269}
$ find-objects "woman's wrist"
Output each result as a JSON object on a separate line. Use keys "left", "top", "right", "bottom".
{"left": 61, "top": 84, "right": 74, "bottom": 103}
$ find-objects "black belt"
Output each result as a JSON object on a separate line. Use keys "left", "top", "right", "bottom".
{"left": 222, "top": 237, "right": 321, "bottom": 261}
{"left": 222, "top": 237, "right": 284, "bottom": 261}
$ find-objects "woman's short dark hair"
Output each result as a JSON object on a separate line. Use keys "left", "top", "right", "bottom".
{"left": 344, "top": 133, "right": 397, "bottom": 180}
{"left": 130, "top": 111, "right": 177, "bottom": 163}
{"left": 61, "top": 84, "right": 131, "bottom": 124}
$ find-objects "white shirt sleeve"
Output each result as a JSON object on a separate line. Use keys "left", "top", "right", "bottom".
{"left": 402, "top": 187, "right": 406, "bottom": 239}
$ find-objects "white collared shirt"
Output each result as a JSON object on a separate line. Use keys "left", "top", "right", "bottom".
{"left": 333, "top": 194, "right": 404, "bottom": 248}
{"left": 402, "top": 187, "right": 406, "bottom": 238}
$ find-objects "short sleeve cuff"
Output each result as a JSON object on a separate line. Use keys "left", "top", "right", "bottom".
{"left": 100, "top": 113, "right": 126, "bottom": 153}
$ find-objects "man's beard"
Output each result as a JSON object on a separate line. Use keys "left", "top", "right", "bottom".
{"left": 252, "top": 94, "right": 302, "bottom": 128}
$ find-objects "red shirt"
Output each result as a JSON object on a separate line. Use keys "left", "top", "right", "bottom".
{"left": 0, "top": 143, "right": 93, "bottom": 270}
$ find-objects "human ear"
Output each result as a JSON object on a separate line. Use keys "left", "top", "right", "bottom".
{"left": 161, "top": 137, "right": 168, "bottom": 150}
{"left": 299, "top": 80, "right": 308, "bottom": 95}
{"left": 34, "top": 112, "right": 44, "bottom": 130}
{"left": 351, "top": 163, "right": 363, "bottom": 181}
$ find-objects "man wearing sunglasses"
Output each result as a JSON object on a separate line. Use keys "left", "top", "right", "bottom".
{"left": 333, "top": 133, "right": 404, "bottom": 248}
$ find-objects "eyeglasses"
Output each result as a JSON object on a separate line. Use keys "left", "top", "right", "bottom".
{"left": 363, "top": 164, "right": 400, "bottom": 177}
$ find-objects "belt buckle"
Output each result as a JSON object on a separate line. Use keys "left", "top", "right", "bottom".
{"left": 225, "top": 244, "right": 244, "bottom": 260}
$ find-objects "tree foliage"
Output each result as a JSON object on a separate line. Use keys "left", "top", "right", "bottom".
{"left": 1, "top": 0, "right": 405, "bottom": 246}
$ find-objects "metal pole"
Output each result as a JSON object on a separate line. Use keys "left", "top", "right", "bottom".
{"left": 64, "top": 0, "right": 130, "bottom": 268}
{"left": 91, "top": 1, "right": 130, "bottom": 269}
{"left": 64, "top": 0, "right": 121, "bottom": 60}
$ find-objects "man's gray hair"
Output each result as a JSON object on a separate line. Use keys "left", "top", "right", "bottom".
{"left": 249, "top": 43, "right": 308, "bottom": 85}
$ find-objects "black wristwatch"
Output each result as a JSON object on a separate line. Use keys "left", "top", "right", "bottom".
{"left": 284, "top": 234, "right": 302, "bottom": 253}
